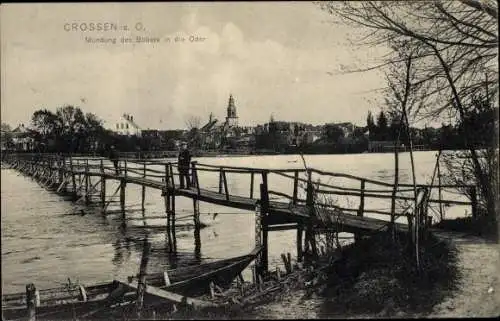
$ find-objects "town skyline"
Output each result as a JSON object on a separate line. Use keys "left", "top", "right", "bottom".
{"left": 1, "top": 2, "right": 399, "bottom": 131}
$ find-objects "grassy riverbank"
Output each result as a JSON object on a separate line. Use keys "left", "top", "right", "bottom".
{"left": 246, "top": 231, "right": 461, "bottom": 319}
{"left": 98, "top": 225, "right": 498, "bottom": 320}
{"left": 151, "top": 230, "right": 463, "bottom": 319}
{"left": 246, "top": 228, "right": 498, "bottom": 319}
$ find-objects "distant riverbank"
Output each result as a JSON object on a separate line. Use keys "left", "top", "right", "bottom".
{"left": 2, "top": 147, "right": 454, "bottom": 160}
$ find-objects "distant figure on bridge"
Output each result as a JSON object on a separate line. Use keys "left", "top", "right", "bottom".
{"left": 178, "top": 142, "right": 191, "bottom": 189}
{"left": 108, "top": 145, "right": 120, "bottom": 175}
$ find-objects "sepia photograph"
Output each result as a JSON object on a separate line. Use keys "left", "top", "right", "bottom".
{"left": 1, "top": 1, "right": 498, "bottom": 319}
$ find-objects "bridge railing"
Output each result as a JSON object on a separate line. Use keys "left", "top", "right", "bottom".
{"left": 2, "top": 154, "right": 478, "bottom": 221}
{"left": 189, "top": 162, "right": 476, "bottom": 221}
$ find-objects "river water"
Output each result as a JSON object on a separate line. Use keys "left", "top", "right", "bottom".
{"left": 1, "top": 151, "right": 469, "bottom": 294}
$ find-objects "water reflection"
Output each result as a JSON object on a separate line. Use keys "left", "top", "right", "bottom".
{"left": 109, "top": 222, "right": 205, "bottom": 276}
{"left": 4, "top": 152, "right": 469, "bottom": 293}
{"left": 194, "top": 226, "right": 201, "bottom": 261}
{"left": 112, "top": 225, "right": 133, "bottom": 268}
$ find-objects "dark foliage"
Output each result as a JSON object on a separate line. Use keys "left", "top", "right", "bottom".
{"left": 317, "top": 231, "right": 459, "bottom": 317}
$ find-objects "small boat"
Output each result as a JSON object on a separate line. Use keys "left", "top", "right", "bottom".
{"left": 138, "top": 245, "right": 261, "bottom": 296}
{"left": 2, "top": 246, "right": 261, "bottom": 320}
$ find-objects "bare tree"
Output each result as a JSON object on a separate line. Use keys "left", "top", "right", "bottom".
{"left": 321, "top": 0, "right": 498, "bottom": 225}
{"left": 185, "top": 115, "right": 201, "bottom": 131}
{"left": 384, "top": 49, "right": 426, "bottom": 267}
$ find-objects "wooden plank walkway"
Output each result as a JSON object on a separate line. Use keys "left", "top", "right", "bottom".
{"left": 64, "top": 167, "right": 407, "bottom": 233}
{"left": 6, "top": 154, "right": 468, "bottom": 240}
{"left": 4, "top": 153, "right": 469, "bottom": 276}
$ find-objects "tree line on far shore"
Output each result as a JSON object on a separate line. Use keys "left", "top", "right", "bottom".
{"left": 0, "top": 106, "right": 189, "bottom": 154}
{"left": 1, "top": 101, "right": 496, "bottom": 155}
{"left": 252, "top": 104, "right": 496, "bottom": 154}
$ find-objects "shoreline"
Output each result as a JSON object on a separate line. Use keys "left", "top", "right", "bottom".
{"left": 1, "top": 149, "right": 447, "bottom": 160}
{"left": 243, "top": 231, "right": 499, "bottom": 319}
{"left": 167, "top": 228, "right": 498, "bottom": 320}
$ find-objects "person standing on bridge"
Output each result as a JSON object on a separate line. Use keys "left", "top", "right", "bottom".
{"left": 108, "top": 145, "right": 120, "bottom": 175}
{"left": 178, "top": 142, "right": 191, "bottom": 189}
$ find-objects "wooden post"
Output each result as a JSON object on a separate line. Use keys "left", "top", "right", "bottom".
{"left": 293, "top": 170, "right": 299, "bottom": 205}
{"left": 165, "top": 164, "right": 169, "bottom": 187}
{"left": 141, "top": 162, "right": 146, "bottom": 211}
{"left": 193, "top": 198, "right": 200, "bottom": 228}
{"left": 305, "top": 170, "right": 318, "bottom": 258}
{"left": 237, "top": 273, "right": 244, "bottom": 295}
{"left": 26, "top": 283, "right": 37, "bottom": 321}
{"left": 250, "top": 172, "right": 254, "bottom": 199}
{"left": 437, "top": 159, "right": 444, "bottom": 220}
{"left": 296, "top": 225, "right": 303, "bottom": 262}
{"left": 47, "top": 157, "right": 52, "bottom": 186}
{"left": 70, "top": 157, "right": 76, "bottom": 199}
{"left": 287, "top": 252, "right": 293, "bottom": 272}
{"left": 470, "top": 186, "right": 478, "bottom": 219}
{"left": 100, "top": 160, "right": 106, "bottom": 211}
{"left": 258, "top": 170, "right": 269, "bottom": 276}
{"left": 254, "top": 203, "right": 262, "bottom": 276}
{"left": 222, "top": 169, "right": 229, "bottom": 200}
{"left": 120, "top": 179, "right": 126, "bottom": 225}
{"left": 163, "top": 164, "right": 173, "bottom": 252}
{"left": 169, "top": 163, "right": 175, "bottom": 188}
{"left": 77, "top": 160, "right": 82, "bottom": 195}
{"left": 390, "top": 146, "right": 399, "bottom": 232}
{"left": 281, "top": 253, "right": 291, "bottom": 274}
{"left": 192, "top": 161, "right": 200, "bottom": 195}
{"left": 61, "top": 156, "right": 67, "bottom": 192}
{"left": 172, "top": 192, "right": 177, "bottom": 252}
{"left": 164, "top": 192, "right": 173, "bottom": 253}
{"left": 218, "top": 168, "right": 223, "bottom": 194}
{"left": 209, "top": 282, "right": 215, "bottom": 299}
{"left": 85, "top": 159, "right": 90, "bottom": 205}
{"left": 194, "top": 218, "right": 201, "bottom": 260}
{"left": 356, "top": 180, "right": 366, "bottom": 242}
{"left": 190, "top": 162, "right": 200, "bottom": 235}
{"left": 136, "top": 240, "right": 151, "bottom": 319}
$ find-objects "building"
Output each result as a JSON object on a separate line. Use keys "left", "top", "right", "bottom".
{"left": 200, "top": 94, "right": 242, "bottom": 149}
{"left": 225, "top": 94, "right": 238, "bottom": 128}
{"left": 10, "top": 124, "right": 35, "bottom": 151}
{"left": 256, "top": 121, "right": 321, "bottom": 148}
{"left": 112, "top": 113, "right": 142, "bottom": 137}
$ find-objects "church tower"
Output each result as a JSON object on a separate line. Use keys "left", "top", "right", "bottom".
{"left": 226, "top": 94, "right": 238, "bottom": 127}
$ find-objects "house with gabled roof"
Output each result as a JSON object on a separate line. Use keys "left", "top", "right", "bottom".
{"left": 109, "top": 113, "right": 142, "bottom": 137}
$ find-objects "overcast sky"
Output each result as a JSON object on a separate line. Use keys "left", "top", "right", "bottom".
{"left": 1, "top": 2, "right": 389, "bottom": 130}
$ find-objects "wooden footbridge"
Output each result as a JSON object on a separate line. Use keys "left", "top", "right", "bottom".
{"left": 1, "top": 153, "right": 476, "bottom": 274}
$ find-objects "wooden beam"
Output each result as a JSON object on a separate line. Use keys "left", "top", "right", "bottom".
{"left": 116, "top": 280, "right": 220, "bottom": 310}
{"left": 293, "top": 170, "right": 299, "bottom": 205}
{"left": 172, "top": 193, "right": 177, "bottom": 252}
{"left": 142, "top": 163, "right": 146, "bottom": 211}
{"left": 356, "top": 180, "right": 366, "bottom": 242}
{"left": 259, "top": 171, "right": 269, "bottom": 275}
{"left": 120, "top": 179, "right": 126, "bottom": 224}
{"left": 193, "top": 198, "right": 200, "bottom": 228}
{"left": 218, "top": 169, "right": 223, "bottom": 194}
{"left": 250, "top": 172, "right": 254, "bottom": 199}
{"left": 26, "top": 283, "right": 37, "bottom": 321}
{"left": 267, "top": 224, "right": 298, "bottom": 231}
{"left": 164, "top": 191, "right": 173, "bottom": 253}
{"left": 85, "top": 160, "right": 90, "bottom": 204}
{"left": 222, "top": 170, "right": 229, "bottom": 201}
{"left": 297, "top": 225, "right": 303, "bottom": 262}
{"left": 136, "top": 240, "right": 151, "bottom": 318}
{"left": 100, "top": 176, "right": 106, "bottom": 209}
